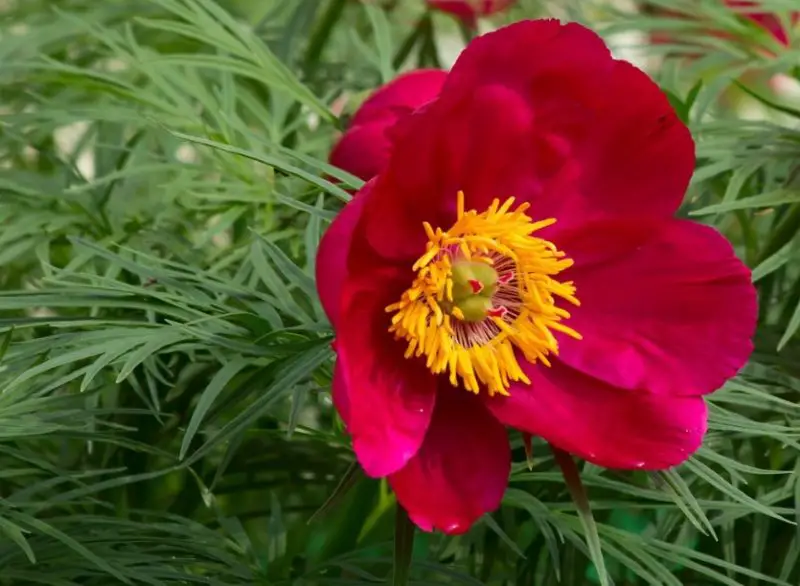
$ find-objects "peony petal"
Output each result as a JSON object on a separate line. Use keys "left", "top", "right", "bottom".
{"left": 441, "top": 25, "right": 694, "bottom": 226}
{"left": 726, "top": 0, "right": 798, "bottom": 46}
{"left": 427, "top": 0, "right": 516, "bottom": 27}
{"left": 350, "top": 69, "right": 447, "bottom": 128}
{"left": 359, "top": 20, "right": 693, "bottom": 262}
{"left": 390, "top": 386, "right": 510, "bottom": 534}
{"left": 486, "top": 360, "right": 708, "bottom": 470}
{"left": 329, "top": 120, "right": 395, "bottom": 182}
{"left": 564, "top": 60, "right": 694, "bottom": 227}
{"left": 359, "top": 20, "right": 609, "bottom": 261}
{"left": 556, "top": 218, "right": 757, "bottom": 397}
{"left": 329, "top": 70, "right": 447, "bottom": 182}
{"left": 336, "top": 242, "right": 437, "bottom": 477}
{"left": 315, "top": 181, "right": 372, "bottom": 328}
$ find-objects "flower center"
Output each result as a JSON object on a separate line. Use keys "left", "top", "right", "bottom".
{"left": 385, "top": 191, "right": 581, "bottom": 396}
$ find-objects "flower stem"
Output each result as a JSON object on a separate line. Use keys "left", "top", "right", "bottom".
{"left": 392, "top": 505, "right": 415, "bottom": 586}
{"left": 418, "top": 14, "right": 441, "bottom": 68}
{"left": 552, "top": 446, "right": 610, "bottom": 586}
{"left": 392, "top": 17, "right": 427, "bottom": 70}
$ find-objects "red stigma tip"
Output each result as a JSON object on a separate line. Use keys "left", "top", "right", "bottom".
{"left": 498, "top": 271, "right": 514, "bottom": 285}
{"left": 468, "top": 279, "right": 484, "bottom": 294}
{"left": 487, "top": 305, "right": 508, "bottom": 318}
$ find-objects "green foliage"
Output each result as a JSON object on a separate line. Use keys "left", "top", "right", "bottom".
{"left": 0, "top": 0, "right": 798, "bottom": 584}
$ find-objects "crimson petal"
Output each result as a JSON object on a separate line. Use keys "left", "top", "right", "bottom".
{"left": 315, "top": 181, "right": 373, "bottom": 328}
{"left": 486, "top": 361, "right": 708, "bottom": 470}
{"left": 556, "top": 218, "right": 757, "bottom": 396}
{"left": 390, "top": 387, "right": 510, "bottom": 534}
{"left": 336, "top": 242, "right": 437, "bottom": 477}
{"left": 330, "top": 70, "right": 447, "bottom": 182}
{"left": 360, "top": 20, "right": 694, "bottom": 263}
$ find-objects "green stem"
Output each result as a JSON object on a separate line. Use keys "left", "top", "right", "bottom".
{"left": 417, "top": 15, "right": 441, "bottom": 69}
{"left": 552, "top": 446, "right": 610, "bottom": 586}
{"left": 458, "top": 20, "right": 475, "bottom": 45}
{"left": 392, "top": 18, "right": 427, "bottom": 70}
{"left": 392, "top": 505, "right": 415, "bottom": 586}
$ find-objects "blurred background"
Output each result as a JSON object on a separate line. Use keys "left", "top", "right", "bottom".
{"left": 0, "top": 0, "right": 799, "bottom": 584}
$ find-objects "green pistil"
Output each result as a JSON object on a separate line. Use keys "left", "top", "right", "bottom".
{"left": 448, "top": 260, "right": 498, "bottom": 322}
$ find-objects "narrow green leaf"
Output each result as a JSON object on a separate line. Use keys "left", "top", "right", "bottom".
{"left": 0, "top": 326, "right": 14, "bottom": 363}
{"left": 655, "top": 469, "right": 717, "bottom": 538}
{"left": 184, "top": 343, "right": 330, "bottom": 464}
{"left": 168, "top": 130, "right": 352, "bottom": 202}
{"left": 286, "top": 383, "right": 306, "bottom": 438}
{"left": 304, "top": 193, "right": 325, "bottom": 275}
{"left": 179, "top": 358, "right": 250, "bottom": 460}
{"left": 273, "top": 191, "right": 337, "bottom": 220}
{"left": 502, "top": 488, "right": 561, "bottom": 577}
{"left": 249, "top": 240, "right": 308, "bottom": 319}
{"left": 690, "top": 188, "right": 800, "bottom": 215}
{"left": 482, "top": 514, "right": 526, "bottom": 559}
{"left": 81, "top": 337, "right": 152, "bottom": 392}
{"left": 307, "top": 461, "right": 363, "bottom": 525}
{"left": 275, "top": 144, "right": 362, "bottom": 190}
{"left": 254, "top": 233, "right": 316, "bottom": 301}
{"left": 115, "top": 331, "right": 185, "bottom": 383}
{"left": 363, "top": 2, "right": 395, "bottom": 83}
{"left": 8, "top": 512, "right": 132, "bottom": 584}
{"left": 735, "top": 81, "right": 800, "bottom": 119}
{"left": 685, "top": 458, "right": 793, "bottom": 523}
{"left": 752, "top": 241, "right": 796, "bottom": 282}
{"left": 0, "top": 516, "right": 36, "bottom": 563}
{"left": 778, "top": 298, "right": 800, "bottom": 351}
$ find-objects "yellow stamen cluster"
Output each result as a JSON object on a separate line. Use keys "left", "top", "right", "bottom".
{"left": 385, "top": 191, "right": 581, "bottom": 396}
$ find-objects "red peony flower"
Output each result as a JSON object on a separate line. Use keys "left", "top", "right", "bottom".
{"left": 725, "top": 0, "right": 797, "bottom": 45}
{"left": 427, "top": 0, "right": 516, "bottom": 28}
{"left": 648, "top": 1, "right": 797, "bottom": 48}
{"left": 316, "top": 20, "right": 757, "bottom": 534}
{"left": 329, "top": 70, "right": 447, "bottom": 182}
